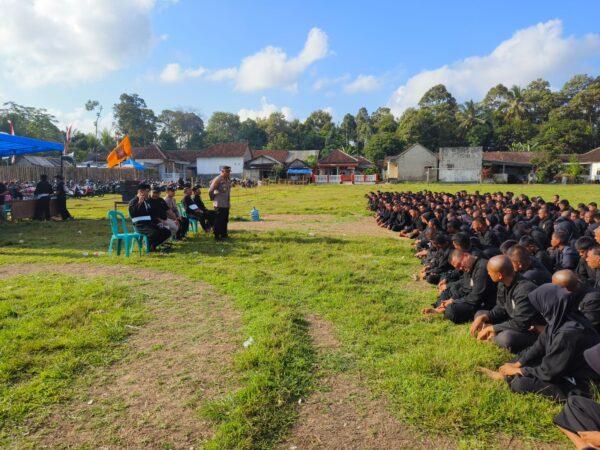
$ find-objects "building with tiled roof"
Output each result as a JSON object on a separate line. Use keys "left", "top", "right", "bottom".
{"left": 317, "top": 149, "right": 374, "bottom": 175}
{"left": 195, "top": 142, "right": 252, "bottom": 181}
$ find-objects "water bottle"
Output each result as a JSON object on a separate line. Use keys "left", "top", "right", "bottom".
{"left": 251, "top": 207, "right": 260, "bottom": 222}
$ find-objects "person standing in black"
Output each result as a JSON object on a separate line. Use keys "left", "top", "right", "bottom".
{"left": 209, "top": 166, "right": 232, "bottom": 241}
{"left": 34, "top": 174, "right": 53, "bottom": 220}
{"left": 54, "top": 175, "right": 73, "bottom": 220}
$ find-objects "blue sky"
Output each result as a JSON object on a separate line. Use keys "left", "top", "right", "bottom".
{"left": 1, "top": 0, "right": 599, "bottom": 134}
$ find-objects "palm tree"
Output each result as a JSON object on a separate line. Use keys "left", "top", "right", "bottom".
{"left": 456, "top": 100, "right": 486, "bottom": 130}
{"left": 503, "top": 86, "right": 526, "bottom": 121}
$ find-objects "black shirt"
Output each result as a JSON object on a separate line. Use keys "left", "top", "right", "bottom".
{"left": 454, "top": 257, "right": 496, "bottom": 308}
{"left": 487, "top": 275, "right": 542, "bottom": 333}
{"left": 148, "top": 197, "right": 169, "bottom": 221}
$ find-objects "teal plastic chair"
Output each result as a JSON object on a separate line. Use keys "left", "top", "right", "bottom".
{"left": 107, "top": 210, "right": 148, "bottom": 256}
{"left": 178, "top": 202, "right": 198, "bottom": 233}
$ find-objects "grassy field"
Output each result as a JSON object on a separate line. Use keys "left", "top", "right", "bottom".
{"left": 1, "top": 182, "right": 598, "bottom": 448}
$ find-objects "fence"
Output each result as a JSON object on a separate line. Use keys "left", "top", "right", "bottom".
{"left": 0, "top": 166, "right": 157, "bottom": 182}
{"left": 313, "top": 174, "right": 377, "bottom": 184}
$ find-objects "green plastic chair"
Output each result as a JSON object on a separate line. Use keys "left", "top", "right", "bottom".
{"left": 107, "top": 210, "right": 148, "bottom": 256}
{"left": 178, "top": 202, "right": 198, "bottom": 233}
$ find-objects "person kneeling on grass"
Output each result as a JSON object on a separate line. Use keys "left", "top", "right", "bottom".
{"left": 129, "top": 183, "right": 171, "bottom": 252}
{"left": 422, "top": 249, "right": 496, "bottom": 324}
{"left": 554, "top": 342, "right": 600, "bottom": 450}
{"left": 469, "top": 255, "right": 543, "bottom": 353}
{"left": 479, "top": 284, "right": 600, "bottom": 402}
{"left": 552, "top": 269, "right": 600, "bottom": 333}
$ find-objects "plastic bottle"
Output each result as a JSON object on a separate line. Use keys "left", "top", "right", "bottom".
{"left": 251, "top": 207, "right": 260, "bottom": 222}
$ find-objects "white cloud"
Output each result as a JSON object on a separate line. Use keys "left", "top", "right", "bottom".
{"left": 0, "top": 0, "right": 160, "bottom": 87}
{"left": 312, "top": 74, "right": 350, "bottom": 91}
{"left": 238, "top": 97, "right": 294, "bottom": 121}
{"left": 159, "top": 28, "right": 330, "bottom": 91}
{"left": 322, "top": 106, "right": 335, "bottom": 117}
{"left": 159, "top": 63, "right": 207, "bottom": 83}
{"left": 388, "top": 20, "right": 600, "bottom": 115}
{"left": 343, "top": 75, "right": 382, "bottom": 93}
{"left": 49, "top": 106, "right": 115, "bottom": 136}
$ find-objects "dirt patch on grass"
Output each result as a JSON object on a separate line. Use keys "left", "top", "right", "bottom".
{"left": 1, "top": 263, "right": 241, "bottom": 450}
{"left": 279, "top": 315, "right": 455, "bottom": 450}
{"left": 230, "top": 214, "right": 395, "bottom": 238}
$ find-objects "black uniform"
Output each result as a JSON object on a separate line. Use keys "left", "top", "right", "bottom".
{"left": 55, "top": 180, "right": 72, "bottom": 220}
{"left": 442, "top": 257, "right": 496, "bottom": 324}
{"left": 128, "top": 197, "right": 170, "bottom": 251}
{"left": 510, "top": 284, "right": 600, "bottom": 401}
{"left": 574, "top": 285, "right": 600, "bottom": 332}
{"left": 520, "top": 258, "right": 552, "bottom": 286}
{"left": 482, "top": 275, "right": 542, "bottom": 352}
{"left": 34, "top": 179, "right": 53, "bottom": 220}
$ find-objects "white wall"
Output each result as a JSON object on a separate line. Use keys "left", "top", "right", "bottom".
{"left": 591, "top": 162, "right": 600, "bottom": 182}
{"left": 196, "top": 157, "right": 244, "bottom": 175}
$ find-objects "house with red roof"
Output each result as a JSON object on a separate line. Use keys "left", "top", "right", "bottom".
{"left": 244, "top": 149, "right": 319, "bottom": 180}
{"left": 317, "top": 149, "right": 374, "bottom": 176}
{"left": 195, "top": 142, "right": 252, "bottom": 181}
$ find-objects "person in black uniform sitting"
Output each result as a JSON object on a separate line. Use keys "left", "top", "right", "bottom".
{"left": 128, "top": 183, "right": 171, "bottom": 252}
{"left": 34, "top": 174, "right": 53, "bottom": 220}
{"left": 54, "top": 175, "right": 73, "bottom": 220}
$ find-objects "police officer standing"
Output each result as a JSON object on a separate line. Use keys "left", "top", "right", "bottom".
{"left": 209, "top": 166, "right": 232, "bottom": 241}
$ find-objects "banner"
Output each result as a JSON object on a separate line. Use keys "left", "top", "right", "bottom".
{"left": 106, "top": 136, "right": 132, "bottom": 168}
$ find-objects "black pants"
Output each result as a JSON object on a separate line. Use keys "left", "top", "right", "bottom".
{"left": 34, "top": 196, "right": 51, "bottom": 220}
{"left": 475, "top": 310, "right": 539, "bottom": 353}
{"left": 190, "top": 210, "right": 216, "bottom": 232}
{"left": 214, "top": 207, "right": 230, "bottom": 239}
{"left": 135, "top": 223, "right": 171, "bottom": 250}
{"left": 508, "top": 375, "right": 587, "bottom": 402}
{"left": 555, "top": 395, "right": 600, "bottom": 432}
{"left": 176, "top": 217, "right": 189, "bottom": 239}
{"left": 57, "top": 195, "right": 72, "bottom": 220}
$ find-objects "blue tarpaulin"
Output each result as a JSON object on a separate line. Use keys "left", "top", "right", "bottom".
{"left": 0, "top": 133, "right": 63, "bottom": 157}
{"left": 121, "top": 159, "right": 146, "bottom": 169}
{"left": 287, "top": 168, "right": 312, "bottom": 174}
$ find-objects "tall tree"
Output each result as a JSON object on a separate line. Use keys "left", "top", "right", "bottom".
{"left": 522, "top": 79, "right": 557, "bottom": 124}
{"left": 502, "top": 86, "right": 527, "bottom": 122}
{"left": 339, "top": 113, "right": 357, "bottom": 148}
{"left": 371, "top": 107, "right": 397, "bottom": 133}
{"left": 158, "top": 109, "right": 204, "bottom": 149}
{"left": 113, "top": 93, "right": 157, "bottom": 146}
{"left": 363, "top": 132, "right": 404, "bottom": 163}
{"left": 0, "top": 102, "right": 63, "bottom": 141}
{"left": 417, "top": 84, "right": 460, "bottom": 147}
{"left": 85, "top": 99, "right": 103, "bottom": 139}
{"left": 239, "top": 119, "right": 268, "bottom": 149}
{"left": 204, "top": 112, "right": 241, "bottom": 145}
{"left": 355, "top": 107, "right": 373, "bottom": 153}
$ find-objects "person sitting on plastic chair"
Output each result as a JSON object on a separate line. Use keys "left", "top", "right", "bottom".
{"left": 128, "top": 183, "right": 171, "bottom": 252}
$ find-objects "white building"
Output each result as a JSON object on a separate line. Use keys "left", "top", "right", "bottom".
{"left": 385, "top": 143, "right": 437, "bottom": 182}
{"left": 196, "top": 143, "right": 252, "bottom": 182}
{"left": 438, "top": 147, "right": 483, "bottom": 182}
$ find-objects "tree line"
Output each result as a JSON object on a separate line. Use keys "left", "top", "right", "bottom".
{"left": 1, "top": 74, "right": 599, "bottom": 166}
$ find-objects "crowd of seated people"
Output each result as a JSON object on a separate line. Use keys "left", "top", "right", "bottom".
{"left": 368, "top": 190, "right": 600, "bottom": 448}
{"left": 128, "top": 183, "right": 216, "bottom": 252}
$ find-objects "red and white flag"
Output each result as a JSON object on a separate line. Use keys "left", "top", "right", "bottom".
{"left": 64, "top": 125, "right": 73, "bottom": 156}
{"left": 7, "top": 120, "right": 16, "bottom": 164}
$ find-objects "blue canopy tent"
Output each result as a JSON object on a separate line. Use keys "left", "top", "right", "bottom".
{"left": 0, "top": 133, "right": 63, "bottom": 157}
{"left": 121, "top": 159, "right": 145, "bottom": 169}
{"left": 287, "top": 168, "right": 313, "bottom": 174}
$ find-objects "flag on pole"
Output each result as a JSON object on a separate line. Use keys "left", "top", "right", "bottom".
{"left": 64, "top": 125, "right": 73, "bottom": 156}
{"left": 7, "top": 120, "right": 16, "bottom": 164}
{"left": 106, "top": 135, "right": 132, "bottom": 168}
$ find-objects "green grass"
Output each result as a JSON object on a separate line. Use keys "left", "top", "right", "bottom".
{"left": 0, "top": 274, "right": 147, "bottom": 444}
{"left": 1, "top": 183, "right": 598, "bottom": 448}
